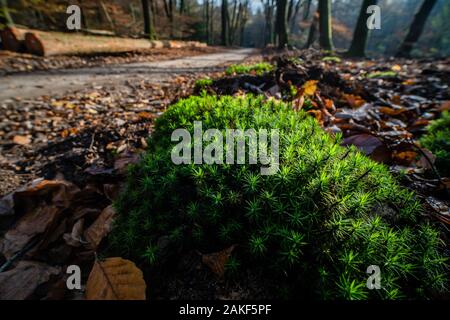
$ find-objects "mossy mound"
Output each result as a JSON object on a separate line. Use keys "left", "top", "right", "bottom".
{"left": 112, "top": 95, "right": 448, "bottom": 299}
{"left": 225, "top": 62, "right": 274, "bottom": 76}
{"left": 421, "top": 111, "right": 450, "bottom": 177}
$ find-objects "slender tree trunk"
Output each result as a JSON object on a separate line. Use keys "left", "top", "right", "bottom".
{"left": 396, "top": 0, "right": 438, "bottom": 58}
{"left": 179, "top": 0, "right": 185, "bottom": 14}
{"left": 275, "top": 0, "right": 288, "bottom": 49}
{"left": 318, "top": 0, "right": 333, "bottom": 50}
{"left": 205, "top": 0, "right": 210, "bottom": 43}
{"left": 0, "top": 0, "right": 13, "bottom": 27}
{"left": 141, "top": 0, "right": 156, "bottom": 39}
{"left": 210, "top": 0, "right": 215, "bottom": 44}
{"left": 78, "top": 0, "right": 90, "bottom": 30}
{"left": 347, "top": 0, "right": 378, "bottom": 57}
{"left": 305, "top": 7, "right": 318, "bottom": 48}
{"left": 289, "top": 0, "right": 302, "bottom": 31}
{"left": 100, "top": 1, "right": 115, "bottom": 31}
{"left": 221, "top": 0, "right": 230, "bottom": 46}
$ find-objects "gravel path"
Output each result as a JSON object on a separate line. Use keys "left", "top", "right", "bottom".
{"left": 0, "top": 48, "right": 256, "bottom": 101}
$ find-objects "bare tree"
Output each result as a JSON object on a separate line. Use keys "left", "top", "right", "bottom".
{"left": 221, "top": 0, "right": 230, "bottom": 45}
{"left": 0, "top": 0, "right": 13, "bottom": 27}
{"left": 396, "top": 0, "right": 438, "bottom": 57}
{"left": 305, "top": 7, "right": 318, "bottom": 48}
{"left": 347, "top": 0, "right": 378, "bottom": 57}
{"left": 318, "top": 0, "right": 333, "bottom": 50}
{"left": 141, "top": 0, "right": 156, "bottom": 39}
{"left": 275, "top": 0, "right": 288, "bottom": 49}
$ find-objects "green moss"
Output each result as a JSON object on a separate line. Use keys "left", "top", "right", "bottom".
{"left": 225, "top": 62, "right": 274, "bottom": 76}
{"left": 194, "top": 78, "right": 213, "bottom": 90}
{"left": 111, "top": 95, "right": 448, "bottom": 299}
{"left": 366, "top": 71, "right": 398, "bottom": 79}
{"left": 322, "top": 56, "right": 342, "bottom": 63}
{"left": 420, "top": 111, "right": 450, "bottom": 176}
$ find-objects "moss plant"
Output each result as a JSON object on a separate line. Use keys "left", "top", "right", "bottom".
{"left": 366, "top": 71, "right": 398, "bottom": 79}
{"left": 420, "top": 111, "right": 450, "bottom": 177}
{"left": 225, "top": 62, "right": 274, "bottom": 76}
{"left": 112, "top": 94, "right": 448, "bottom": 300}
{"left": 194, "top": 78, "right": 213, "bottom": 90}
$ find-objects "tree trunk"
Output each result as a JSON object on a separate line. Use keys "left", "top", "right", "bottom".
{"left": 275, "top": 0, "right": 288, "bottom": 49}
{"left": 305, "top": 7, "right": 318, "bottom": 48}
{"left": 100, "top": 1, "right": 115, "bottom": 31}
{"left": 318, "top": 0, "right": 333, "bottom": 50}
{"left": 141, "top": 0, "right": 156, "bottom": 39}
{"left": 221, "top": 0, "right": 230, "bottom": 46}
{"left": 347, "top": 0, "right": 378, "bottom": 57}
{"left": 289, "top": 0, "right": 302, "bottom": 31}
{"left": 205, "top": 0, "right": 210, "bottom": 43}
{"left": 396, "top": 0, "right": 438, "bottom": 58}
{"left": 179, "top": 0, "right": 185, "bottom": 14}
{"left": 210, "top": 0, "right": 214, "bottom": 44}
{"left": 0, "top": 0, "right": 14, "bottom": 28}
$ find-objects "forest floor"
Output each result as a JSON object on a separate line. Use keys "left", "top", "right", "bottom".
{"left": 0, "top": 47, "right": 257, "bottom": 195}
{"left": 0, "top": 48, "right": 448, "bottom": 300}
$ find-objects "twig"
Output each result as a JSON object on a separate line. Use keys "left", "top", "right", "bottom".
{"left": 0, "top": 237, "right": 40, "bottom": 273}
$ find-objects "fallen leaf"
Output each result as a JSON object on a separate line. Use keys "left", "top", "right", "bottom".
{"left": 13, "top": 135, "right": 31, "bottom": 145}
{"left": 84, "top": 205, "right": 116, "bottom": 249}
{"left": 138, "top": 111, "right": 154, "bottom": 120}
{"left": 302, "top": 80, "right": 318, "bottom": 96}
{"left": 378, "top": 106, "right": 407, "bottom": 116}
{"left": 416, "top": 148, "right": 436, "bottom": 170}
{"left": 392, "top": 151, "right": 418, "bottom": 165}
{"left": 437, "top": 101, "right": 450, "bottom": 112}
{"left": 342, "top": 94, "right": 366, "bottom": 108}
{"left": 342, "top": 134, "right": 390, "bottom": 163}
{"left": 202, "top": 245, "right": 236, "bottom": 278}
{"left": 0, "top": 205, "right": 60, "bottom": 258}
{"left": 114, "top": 152, "right": 141, "bottom": 174}
{"left": 391, "top": 64, "right": 402, "bottom": 72}
{"left": 86, "top": 257, "right": 146, "bottom": 300}
{"left": 0, "top": 261, "right": 60, "bottom": 300}
{"left": 324, "top": 98, "right": 336, "bottom": 112}
{"left": 63, "top": 219, "right": 85, "bottom": 247}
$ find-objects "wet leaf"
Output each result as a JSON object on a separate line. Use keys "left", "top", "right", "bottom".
{"left": 342, "top": 134, "right": 390, "bottom": 163}
{"left": 0, "top": 261, "right": 60, "bottom": 300}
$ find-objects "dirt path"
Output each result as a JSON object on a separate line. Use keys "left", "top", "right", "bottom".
{"left": 0, "top": 48, "right": 256, "bottom": 101}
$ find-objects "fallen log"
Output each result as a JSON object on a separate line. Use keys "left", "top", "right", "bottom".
{"left": 22, "top": 29, "right": 207, "bottom": 56}
{"left": 0, "top": 27, "right": 26, "bottom": 52}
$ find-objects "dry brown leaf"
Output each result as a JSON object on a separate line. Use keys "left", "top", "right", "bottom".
{"left": 392, "top": 151, "right": 418, "bottom": 165}
{"left": 202, "top": 245, "right": 236, "bottom": 278}
{"left": 13, "top": 135, "right": 31, "bottom": 145}
{"left": 0, "top": 205, "right": 61, "bottom": 258}
{"left": 86, "top": 257, "right": 146, "bottom": 300}
{"left": 437, "top": 100, "right": 450, "bottom": 112}
{"left": 342, "top": 93, "right": 366, "bottom": 108}
{"left": 379, "top": 106, "right": 407, "bottom": 116}
{"left": 0, "top": 261, "right": 61, "bottom": 300}
{"left": 84, "top": 205, "right": 116, "bottom": 249}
